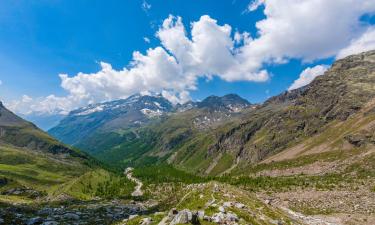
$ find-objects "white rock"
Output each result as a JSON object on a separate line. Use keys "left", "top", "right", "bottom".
{"left": 218, "top": 206, "right": 225, "bottom": 213}
{"left": 170, "top": 209, "right": 191, "bottom": 225}
{"left": 129, "top": 214, "right": 138, "bottom": 220}
{"left": 234, "top": 202, "right": 245, "bottom": 209}
{"left": 223, "top": 202, "right": 233, "bottom": 207}
{"left": 140, "top": 217, "right": 152, "bottom": 225}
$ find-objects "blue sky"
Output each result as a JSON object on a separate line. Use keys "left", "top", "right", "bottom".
{"left": 0, "top": 0, "right": 374, "bottom": 129}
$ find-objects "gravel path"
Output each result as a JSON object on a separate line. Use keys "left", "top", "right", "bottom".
{"left": 125, "top": 167, "right": 143, "bottom": 197}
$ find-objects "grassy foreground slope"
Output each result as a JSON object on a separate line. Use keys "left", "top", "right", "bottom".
{"left": 0, "top": 102, "right": 134, "bottom": 203}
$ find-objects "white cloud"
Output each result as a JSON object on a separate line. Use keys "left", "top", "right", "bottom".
{"left": 8, "top": 0, "right": 375, "bottom": 116}
{"left": 246, "top": 0, "right": 375, "bottom": 61}
{"left": 337, "top": 27, "right": 375, "bottom": 59}
{"left": 143, "top": 37, "right": 151, "bottom": 43}
{"left": 142, "top": 0, "right": 151, "bottom": 12}
{"left": 288, "top": 65, "right": 328, "bottom": 91}
{"left": 157, "top": 15, "right": 269, "bottom": 82}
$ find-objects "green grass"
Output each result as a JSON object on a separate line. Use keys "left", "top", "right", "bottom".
{"left": 0, "top": 144, "right": 135, "bottom": 202}
{"left": 133, "top": 164, "right": 208, "bottom": 185}
{"left": 209, "top": 153, "right": 234, "bottom": 176}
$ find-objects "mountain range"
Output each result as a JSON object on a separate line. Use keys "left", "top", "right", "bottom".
{"left": 1, "top": 50, "right": 375, "bottom": 224}
{"left": 49, "top": 50, "right": 375, "bottom": 176}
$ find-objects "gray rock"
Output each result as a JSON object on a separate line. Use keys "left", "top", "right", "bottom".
{"left": 27, "top": 217, "right": 43, "bottom": 225}
{"left": 170, "top": 209, "right": 192, "bottom": 225}
{"left": 38, "top": 208, "right": 53, "bottom": 215}
{"left": 212, "top": 212, "right": 225, "bottom": 223}
{"left": 129, "top": 214, "right": 139, "bottom": 220}
{"left": 42, "top": 221, "right": 58, "bottom": 225}
{"left": 0, "top": 218, "right": 4, "bottom": 224}
{"left": 218, "top": 206, "right": 225, "bottom": 213}
{"left": 63, "top": 212, "right": 80, "bottom": 220}
{"left": 140, "top": 217, "right": 152, "bottom": 225}
{"left": 234, "top": 202, "right": 245, "bottom": 209}
{"left": 226, "top": 212, "right": 239, "bottom": 222}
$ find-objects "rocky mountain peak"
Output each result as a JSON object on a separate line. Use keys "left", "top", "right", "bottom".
{"left": 197, "top": 94, "right": 251, "bottom": 112}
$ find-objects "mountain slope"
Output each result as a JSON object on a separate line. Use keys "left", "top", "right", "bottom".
{"left": 0, "top": 103, "right": 134, "bottom": 202}
{"left": 68, "top": 50, "right": 375, "bottom": 177}
{"left": 49, "top": 94, "right": 174, "bottom": 149}
{"left": 49, "top": 93, "right": 252, "bottom": 162}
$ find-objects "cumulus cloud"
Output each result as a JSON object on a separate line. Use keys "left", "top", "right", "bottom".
{"left": 336, "top": 27, "right": 375, "bottom": 59}
{"left": 9, "top": 0, "right": 375, "bottom": 116}
{"left": 288, "top": 65, "right": 329, "bottom": 91}
{"left": 157, "top": 15, "right": 269, "bottom": 82}
{"left": 246, "top": 0, "right": 375, "bottom": 61}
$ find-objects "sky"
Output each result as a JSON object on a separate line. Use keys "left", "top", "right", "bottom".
{"left": 0, "top": 0, "right": 375, "bottom": 129}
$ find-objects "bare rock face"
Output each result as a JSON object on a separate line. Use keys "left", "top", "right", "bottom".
{"left": 206, "top": 50, "right": 375, "bottom": 165}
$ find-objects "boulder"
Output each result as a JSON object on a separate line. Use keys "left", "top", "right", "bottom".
{"left": 129, "top": 214, "right": 139, "bottom": 220}
{"left": 170, "top": 209, "right": 192, "bottom": 225}
{"left": 223, "top": 202, "right": 233, "bottom": 207}
{"left": 27, "top": 217, "right": 43, "bottom": 225}
{"left": 226, "top": 212, "right": 239, "bottom": 222}
{"left": 234, "top": 202, "right": 245, "bottom": 209}
{"left": 211, "top": 212, "right": 226, "bottom": 223}
{"left": 63, "top": 212, "right": 80, "bottom": 220}
{"left": 140, "top": 217, "right": 152, "bottom": 225}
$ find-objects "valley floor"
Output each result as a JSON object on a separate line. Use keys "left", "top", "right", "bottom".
{"left": 0, "top": 169, "right": 375, "bottom": 225}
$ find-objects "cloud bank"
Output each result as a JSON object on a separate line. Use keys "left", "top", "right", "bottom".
{"left": 288, "top": 65, "right": 328, "bottom": 91}
{"left": 8, "top": 0, "right": 375, "bottom": 115}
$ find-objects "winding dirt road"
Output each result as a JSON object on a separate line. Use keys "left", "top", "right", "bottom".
{"left": 125, "top": 167, "right": 143, "bottom": 197}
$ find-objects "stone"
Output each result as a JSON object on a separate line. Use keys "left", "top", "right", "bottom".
{"left": 223, "top": 202, "right": 233, "bottom": 207}
{"left": 226, "top": 212, "right": 239, "bottom": 222}
{"left": 234, "top": 202, "right": 245, "bottom": 209}
{"left": 27, "top": 217, "right": 43, "bottom": 225}
{"left": 42, "top": 221, "right": 58, "bottom": 225}
{"left": 218, "top": 206, "right": 225, "bottom": 213}
{"left": 140, "top": 217, "right": 152, "bottom": 225}
{"left": 211, "top": 212, "right": 225, "bottom": 223}
{"left": 63, "top": 212, "right": 80, "bottom": 220}
{"left": 129, "top": 214, "right": 139, "bottom": 220}
{"left": 0, "top": 218, "right": 4, "bottom": 224}
{"left": 170, "top": 209, "right": 191, "bottom": 225}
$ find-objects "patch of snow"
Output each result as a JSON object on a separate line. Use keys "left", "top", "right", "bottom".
{"left": 76, "top": 106, "right": 104, "bottom": 116}
{"left": 140, "top": 108, "right": 163, "bottom": 118}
